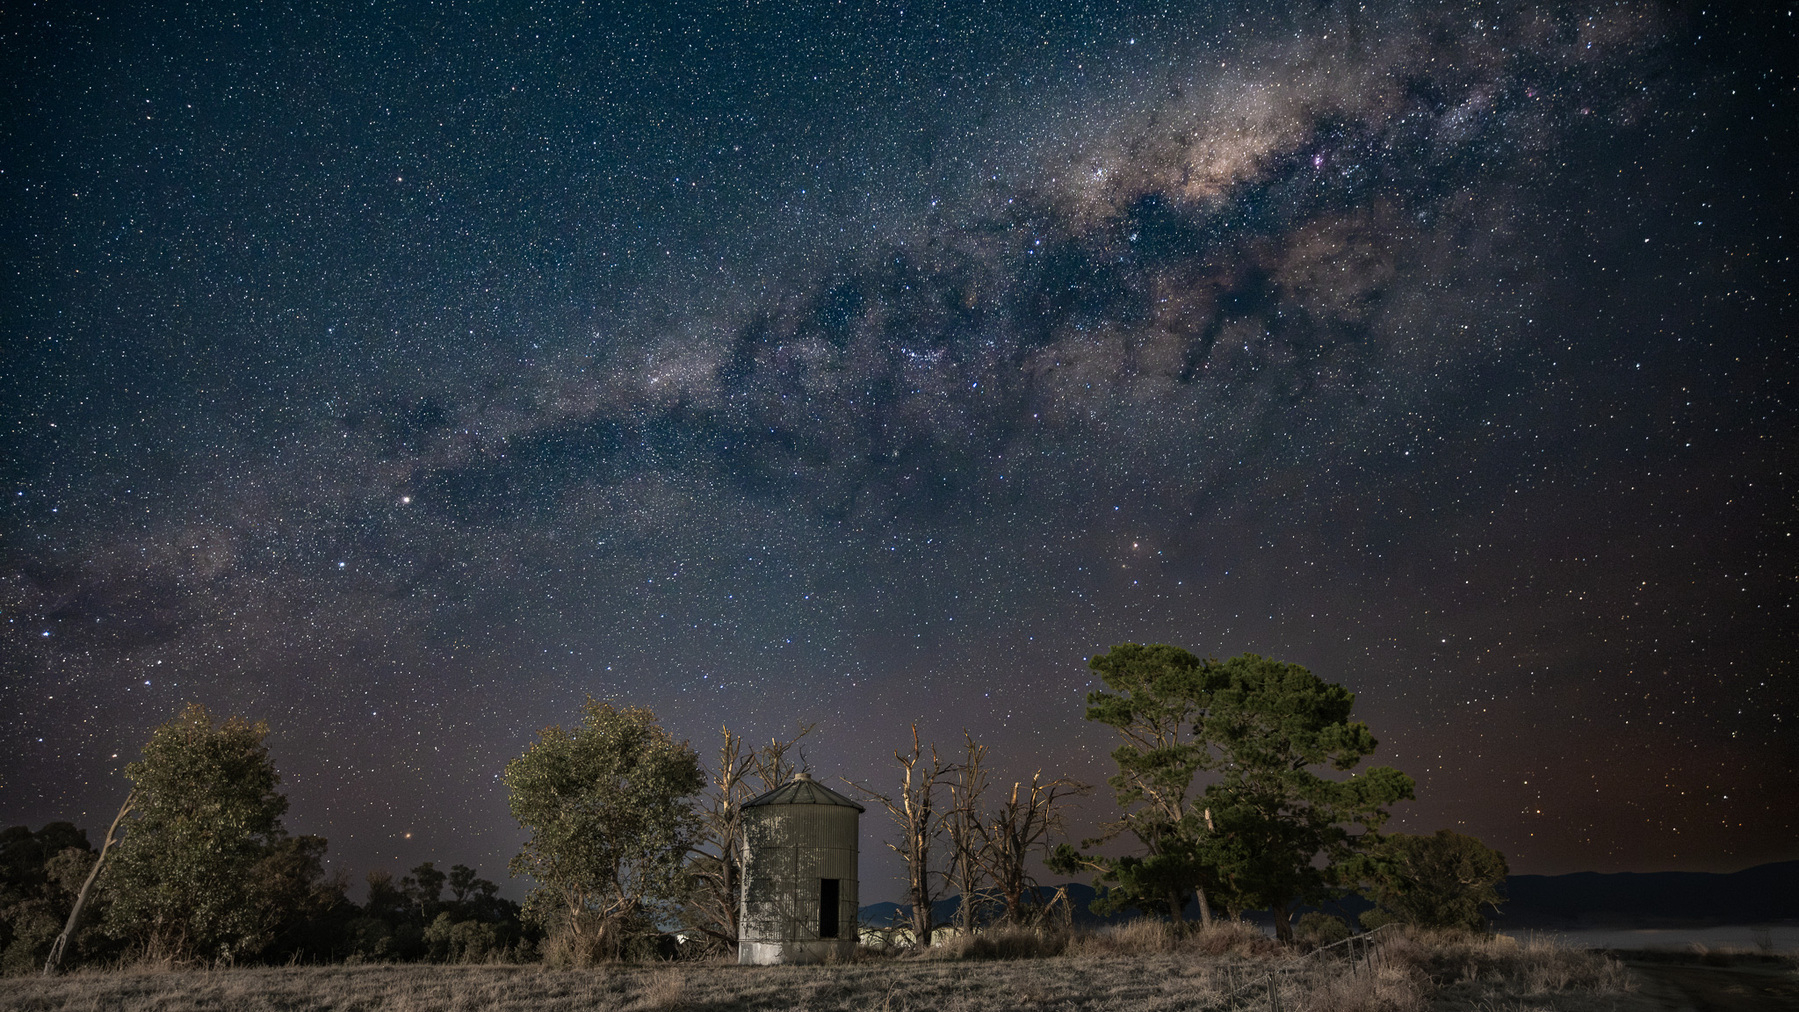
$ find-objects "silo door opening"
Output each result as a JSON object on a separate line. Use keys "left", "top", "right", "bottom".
{"left": 818, "top": 878, "right": 840, "bottom": 938}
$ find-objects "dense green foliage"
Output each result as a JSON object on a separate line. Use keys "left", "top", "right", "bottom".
{"left": 1200, "top": 653, "right": 1415, "bottom": 939}
{"left": 0, "top": 823, "right": 109, "bottom": 974}
{"left": 1052, "top": 643, "right": 1222, "bottom": 920}
{"left": 1, "top": 704, "right": 527, "bottom": 973}
{"left": 1059, "top": 646, "right": 1416, "bottom": 940}
{"left": 0, "top": 833, "right": 525, "bottom": 973}
{"left": 99, "top": 704, "right": 313, "bottom": 963}
{"left": 1294, "top": 911, "right": 1353, "bottom": 945}
{"left": 1356, "top": 829, "right": 1508, "bottom": 931}
{"left": 336, "top": 861, "right": 526, "bottom": 962}
{"left": 503, "top": 698, "right": 703, "bottom": 962}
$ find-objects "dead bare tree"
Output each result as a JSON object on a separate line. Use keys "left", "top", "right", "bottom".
{"left": 44, "top": 791, "right": 134, "bottom": 976}
{"left": 943, "top": 731, "right": 990, "bottom": 935}
{"left": 979, "top": 772, "right": 1090, "bottom": 925}
{"left": 687, "top": 723, "right": 814, "bottom": 953}
{"left": 747, "top": 725, "right": 813, "bottom": 791}
{"left": 844, "top": 725, "right": 953, "bottom": 948}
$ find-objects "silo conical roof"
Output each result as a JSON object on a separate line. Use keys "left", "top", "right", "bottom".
{"left": 742, "top": 771, "right": 866, "bottom": 811}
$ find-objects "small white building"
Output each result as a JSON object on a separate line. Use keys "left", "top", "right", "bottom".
{"left": 738, "top": 771, "right": 863, "bottom": 965}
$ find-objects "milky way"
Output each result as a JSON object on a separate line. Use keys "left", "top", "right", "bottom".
{"left": 3, "top": 1, "right": 1793, "bottom": 895}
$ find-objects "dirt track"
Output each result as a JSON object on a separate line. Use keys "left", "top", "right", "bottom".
{"left": 1625, "top": 959, "right": 1799, "bottom": 1012}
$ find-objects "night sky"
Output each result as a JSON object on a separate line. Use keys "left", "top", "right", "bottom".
{"left": 3, "top": 1, "right": 1794, "bottom": 902}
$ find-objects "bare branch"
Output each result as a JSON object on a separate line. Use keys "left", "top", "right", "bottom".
{"left": 943, "top": 731, "right": 990, "bottom": 934}
{"left": 977, "top": 772, "right": 1091, "bottom": 925}
{"left": 842, "top": 724, "right": 954, "bottom": 947}
{"left": 44, "top": 790, "right": 134, "bottom": 976}
{"left": 685, "top": 722, "right": 817, "bottom": 954}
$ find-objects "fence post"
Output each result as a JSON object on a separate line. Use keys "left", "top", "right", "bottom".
{"left": 1267, "top": 971, "right": 1280, "bottom": 1012}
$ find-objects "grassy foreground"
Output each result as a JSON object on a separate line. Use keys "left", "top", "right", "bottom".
{"left": 0, "top": 922, "right": 1732, "bottom": 1012}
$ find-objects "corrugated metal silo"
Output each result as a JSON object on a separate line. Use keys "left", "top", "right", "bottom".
{"left": 738, "top": 771, "right": 863, "bottom": 965}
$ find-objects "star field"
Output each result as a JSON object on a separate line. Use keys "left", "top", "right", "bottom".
{"left": 2, "top": 1, "right": 1794, "bottom": 898}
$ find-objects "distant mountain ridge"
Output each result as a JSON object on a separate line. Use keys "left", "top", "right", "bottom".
{"left": 859, "top": 883, "right": 1123, "bottom": 930}
{"left": 1494, "top": 860, "right": 1799, "bottom": 928}
{"left": 858, "top": 862, "right": 1799, "bottom": 929}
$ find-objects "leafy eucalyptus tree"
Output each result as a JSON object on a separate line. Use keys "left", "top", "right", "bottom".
{"left": 503, "top": 698, "right": 702, "bottom": 963}
{"left": 101, "top": 704, "right": 315, "bottom": 964}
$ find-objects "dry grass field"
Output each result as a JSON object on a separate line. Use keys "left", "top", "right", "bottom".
{"left": 1, "top": 923, "right": 1773, "bottom": 1012}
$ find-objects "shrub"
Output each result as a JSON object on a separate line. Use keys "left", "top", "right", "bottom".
{"left": 424, "top": 912, "right": 506, "bottom": 963}
{"left": 924, "top": 925, "right": 1071, "bottom": 960}
{"left": 1062, "top": 917, "right": 1277, "bottom": 958}
{"left": 1296, "top": 913, "right": 1353, "bottom": 947}
{"left": 538, "top": 928, "right": 610, "bottom": 969}
{"left": 1069, "top": 918, "right": 1178, "bottom": 955}
{"left": 1407, "top": 929, "right": 1634, "bottom": 996}
{"left": 1358, "top": 830, "right": 1507, "bottom": 931}
{"left": 1185, "top": 919, "right": 1277, "bottom": 956}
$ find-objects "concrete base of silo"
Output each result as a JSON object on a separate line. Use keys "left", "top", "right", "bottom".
{"left": 738, "top": 938, "right": 856, "bottom": 965}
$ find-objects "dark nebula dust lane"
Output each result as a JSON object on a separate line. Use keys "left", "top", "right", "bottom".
{"left": 2, "top": 1, "right": 1793, "bottom": 896}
